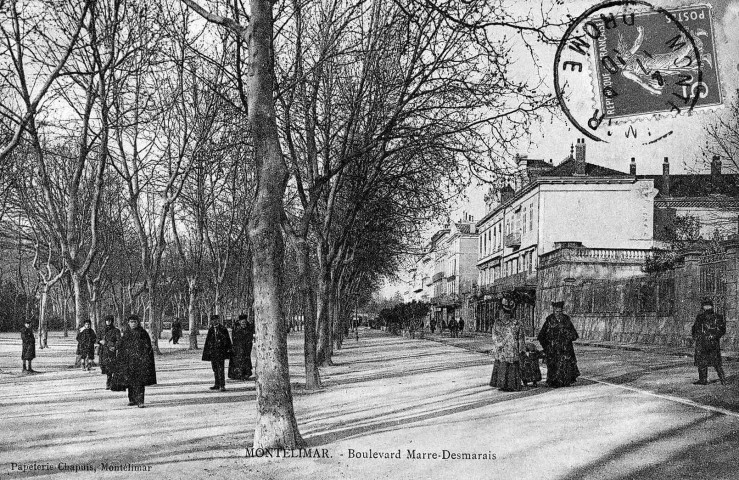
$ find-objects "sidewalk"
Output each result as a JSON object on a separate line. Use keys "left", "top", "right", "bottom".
{"left": 420, "top": 330, "right": 739, "bottom": 362}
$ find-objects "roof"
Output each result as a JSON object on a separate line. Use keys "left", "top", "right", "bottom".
{"left": 638, "top": 174, "right": 739, "bottom": 198}
{"left": 655, "top": 196, "right": 739, "bottom": 208}
{"left": 455, "top": 223, "right": 473, "bottom": 234}
{"left": 540, "top": 158, "right": 629, "bottom": 178}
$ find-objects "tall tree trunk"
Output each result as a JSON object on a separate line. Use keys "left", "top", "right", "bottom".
{"left": 148, "top": 281, "right": 162, "bottom": 354}
{"left": 316, "top": 262, "right": 332, "bottom": 366}
{"left": 71, "top": 272, "right": 87, "bottom": 329}
{"left": 296, "top": 240, "right": 320, "bottom": 389}
{"left": 249, "top": 0, "right": 303, "bottom": 450}
{"left": 188, "top": 279, "right": 199, "bottom": 349}
{"left": 38, "top": 285, "right": 49, "bottom": 349}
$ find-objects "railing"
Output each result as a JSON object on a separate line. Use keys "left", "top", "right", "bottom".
{"left": 504, "top": 232, "right": 521, "bottom": 248}
{"left": 539, "top": 247, "right": 650, "bottom": 269}
{"left": 432, "top": 272, "right": 444, "bottom": 282}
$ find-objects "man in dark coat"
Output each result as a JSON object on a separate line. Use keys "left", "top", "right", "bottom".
{"left": 458, "top": 318, "right": 465, "bottom": 337}
{"left": 448, "top": 318, "right": 458, "bottom": 338}
{"left": 170, "top": 318, "right": 183, "bottom": 344}
{"left": 98, "top": 315, "right": 122, "bottom": 389}
{"left": 537, "top": 301, "right": 580, "bottom": 388}
{"left": 202, "top": 314, "right": 232, "bottom": 391}
{"left": 691, "top": 299, "right": 726, "bottom": 385}
{"left": 228, "top": 314, "right": 254, "bottom": 380}
{"left": 21, "top": 319, "right": 36, "bottom": 374}
{"left": 115, "top": 315, "right": 156, "bottom": 407}
{"left": 76, "top": 319, "right": 97, "bottom": 371}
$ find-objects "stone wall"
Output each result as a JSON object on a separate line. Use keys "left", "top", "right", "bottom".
{"left": 536, "top": 243, "right": 739, "bottom": 352}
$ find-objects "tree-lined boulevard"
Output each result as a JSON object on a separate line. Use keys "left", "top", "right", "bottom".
{"left": 1, "top": 328, "right": 738, "bottom": 479}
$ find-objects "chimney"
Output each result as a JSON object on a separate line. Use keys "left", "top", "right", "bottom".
{"left": 711, "top": 155, "right": 722, "bottom": 189}
{"left": 574, "top": 138, "right": 586, "bottom": 175}
{"left": 662, "top": 157, "right": 670, "bottom": 196}
{"left": 629, "top": 157, "right": 636, "bottom": 175}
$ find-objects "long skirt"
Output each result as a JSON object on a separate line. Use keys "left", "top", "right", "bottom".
{"left": 545, "top": 354, "right": 580, "bottom": 388}
{"left": 490, "top": 360, "right": 522, "bottom": 392}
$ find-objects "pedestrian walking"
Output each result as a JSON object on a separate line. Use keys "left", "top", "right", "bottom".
{"left": 114, "top": 315, "right": 156, "bottom": 407}
{"left": 202, "top": 314, "right": 232, "bottom": 391}
{"left": 430, "top": 319, "right": 436, "bottom": 334}
{"left": 76, "top": 319, "right": 97, "bottom": 371}
{"left": 537, "top": 301, "right": 580, "bottom": 388}
{"left": 228, "top": 314, "right": 254, "bottom": 380}
{"left": 458, "top": 318, "right": 465, "bottom": 337}
{"left": 520, "top": 342, "right": 543, "bottom": 387}
{"left": 98, "top": 315, "right": 122, "bottom": 389}
{"left": 490, "top": 296, "right": 526, "bottom": 392}
{"left": 170, "top": 318, "right": 183, "bottom": 345}
{"left": 21, "top": 319, "right": 36, "bottom": 374}
{"left": 691, "top": 298, "right": 726, "bottom": 385}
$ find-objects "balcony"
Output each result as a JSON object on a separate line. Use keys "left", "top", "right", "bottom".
{"left": 432, "top": 272, "right": 444, "bottom": 283}
{"left": 539, "top": 246, "right": 650, "bottom": 269}
{"left": 505, "top": 232, "right": 521, "bottom": 248}
{"left": 430, "top": 293, "right": 462, "bottom": 307}
{"left": 424, "top": 276, "right": 432, "bottom": 286}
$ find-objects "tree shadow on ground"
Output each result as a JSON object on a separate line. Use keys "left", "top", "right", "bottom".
{"left": 558, "top": 414, "right": 739, "bottom": 480}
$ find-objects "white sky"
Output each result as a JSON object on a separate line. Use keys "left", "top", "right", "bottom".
{"left": 382, "top": 0, "right": 739, "bottom": 298}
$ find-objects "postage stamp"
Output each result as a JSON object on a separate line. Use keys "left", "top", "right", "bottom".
{"left": 554, "top": 1, "right": 724, "bottom": 143}
{"left": 590, "top": 4, "right": 722, "bottom": 121}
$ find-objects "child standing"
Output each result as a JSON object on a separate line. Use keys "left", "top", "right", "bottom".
{"left": 76, "top": 319, "right": 97, "bottom": 371}
{"left": 521, "top": 342, "right": 543, "bottom": 387}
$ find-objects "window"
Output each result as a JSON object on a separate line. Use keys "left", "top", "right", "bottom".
{"left": 482, "top": 231, "right": 486, "bottom": 255}
{"left": 522, "top": 207, "right": 527, "bottom": 235}
{"left": 493, "top": 229, "right": 497, "bottom": 252}
{"left": 529, "top": 202, "right": 534, "bottom": 232}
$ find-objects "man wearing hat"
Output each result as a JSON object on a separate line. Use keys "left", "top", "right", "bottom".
{"left": 116, "top": 315, "right": 157, "bottom": 407}
{"left": 21, "top": 319, "right": 36, "bottom": 374}
{"left": 691, "top": 299, "right": 726, "bottom": 385}
{"left": 202, "top": 314, "right": 232, "bottom": 391}
{"left": 98, "top": 315, "right": 122, "bottom": 389}
{"left": 537, "top": 301, "right": 580, "bottom": 388}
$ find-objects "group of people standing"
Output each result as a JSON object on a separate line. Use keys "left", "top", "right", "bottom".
{"left": 202, "top": 314, "right": 255, "bottom": 391}
{"left": 489, "top": 296, "right": 729, "bottom": 392}
{"left": 20, "top": 312, "right": 256, "bottom": 407}
{"left": 429, "top": 318, "right": 465, "bottom": 337}
{"left": 489, "top": 298, "right": 583, "bottom": 392}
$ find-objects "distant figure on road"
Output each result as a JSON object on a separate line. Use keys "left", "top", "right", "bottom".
{"left": 490, "top": 296, "right": 526, "bottom": 392}
{"left": 203, "top": 314, "right": 232, "bottom": 391}
{"left": 430, "top": 319, "right": 436, "bottom": 334}
{"left": 691, "top": 298, "right": 726, "bottom": 385}
{"left": 520, "top": 342, "right": 543, "bottom": 387}
{"left": 458, "top": 318, "right": 465, "bottom": 337}
{"left": 76, "top": 319, "right": 97, "bottom": 371}
{"left": 98, "top": 315, "right": 121, "bottom": 389}
{"left": 537, "top": 301, "right": 580, "bottom": 388}
{"left": 448, "top": 318, "right": 458, "bottom": 338}
{"left": 228, "top": 314, "right": 254, "bottom": 380}
{"left": 170, "top": 318, "right": 183, "bottom": 345}
{"left": 21, "top": 319, "right": 36, "bottom": 374}
{"left": 114, "top": 314, "right": 157, "bottom": 407}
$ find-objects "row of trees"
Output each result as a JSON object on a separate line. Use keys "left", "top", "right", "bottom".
{"left": 1, "top": 0, "right": 561, "bottom": 449}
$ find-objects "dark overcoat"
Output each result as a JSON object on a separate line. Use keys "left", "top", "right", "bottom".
{"left": 537, "top": 313, "right": 580, "bottom": 387}
{"left": 99, "top": 325, "right": 122, "bottom": 374}
{"left": 76, "top": 328, "right": 97, "bottom": 358}
{"left": 202, "top": 325, "right": 233, "bottom": 362}
{"left": 171, "top": 320, "right": 182, "bottom": 342}
{"left": 228, "top": 322, "right": 254, "bottom": 379}
{"left": 692, "top": 311, "right": 726, "bottom": 367}
{"left": 21, "top": 326, "right": 36, "bottom": 360}
{"left": 115, "top": 326, "right": 157, "bottom": 387}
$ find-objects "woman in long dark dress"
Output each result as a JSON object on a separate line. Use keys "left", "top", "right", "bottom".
{"left": 537, "top": 301, "right": 580, "bottom": 388}
{"left": 490, "top": 297, "right": 526, "bottom": 392}
{"left": 98, "top": 315, "right": 122, "bottom": 389}
{"left": 115, "top": 315, "right": 156, "bottom": 407}
{"left": 21, "top": 319, "right": 36, "bottom": 373}
{"left": 228, "top": 314, "right": 254, "bottom": 380}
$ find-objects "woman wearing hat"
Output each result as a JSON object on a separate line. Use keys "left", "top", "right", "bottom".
{"left": 21, "top": 319, "right": 36, "bottom": 374}
{"left": 98, "top": 315, "right": 122, "bottom": 389}
{"left": 691, "top": 298, "right": 726, "bottom": 385}
{"left": 537, "top": 301, "right": 580, "bottom": 388}
{"left": 115, "top": 315, "right": 157, "bottom": 407}
{"left": 489, "top": 295, "right": 526, "bottom": 392}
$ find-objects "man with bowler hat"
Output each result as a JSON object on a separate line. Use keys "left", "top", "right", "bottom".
{"left": 202, "top": 314, "right": 232, "bottom": 391}
{"left": 691, "top": 298, "right": 726, "bottom": 385}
